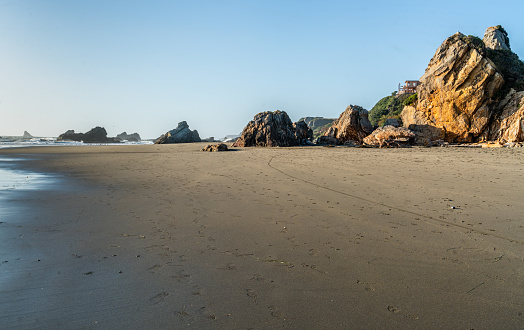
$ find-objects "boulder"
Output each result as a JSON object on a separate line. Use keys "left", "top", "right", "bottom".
{"left": 232, "top": 110, "right": 312, "bottom": 147}
{"left": 201, "top": 143, "right": 229, "bottom": 152}
{"left": 400, "top": 26, "right": 524, "bottom": 144}
{"left": 317, "top": 105, "right": 373, "bottom": 144}
{"left": 116, "top": 132, "right": 141, "bottom": 142}
{"left": 155, "top": 121, "right": 201, "bottom": 144}
{"left": 363, "top": 126, "right": 415, "bottom": 147}
{"left": 57, "top": 127, "right": 118, "bottom": 143}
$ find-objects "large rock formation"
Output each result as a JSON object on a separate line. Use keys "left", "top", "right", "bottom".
{"left": 401, "top": 26, "right": 524, "bottom": 144}
{"left": 116, "top": 132, "right": 141, "bottom": 142}
{"left": 316, "top": 105, "right": 373, "bottom": 144}
{"left": 232, "top": 110, "right": 312, "bottom": 147}
{"left": 57, "top": 127, "right": 118, "bottom": 143}
{"left": 155, "top": 121, "right": 201, "bottom": 144}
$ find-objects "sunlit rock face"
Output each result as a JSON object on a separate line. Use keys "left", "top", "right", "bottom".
{"left": 317, "top": 105, "right": 373, "bottom": 144}
{"left": 401, "top": 26, "right": 524, "bottom": 143}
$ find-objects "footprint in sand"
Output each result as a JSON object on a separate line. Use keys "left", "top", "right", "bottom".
{"left": 150, "top": 291, "right": 169, "bottom": 304}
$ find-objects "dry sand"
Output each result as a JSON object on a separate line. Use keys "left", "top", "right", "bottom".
{"left": 0, "top": 143, "right": 523, "bottom": 329}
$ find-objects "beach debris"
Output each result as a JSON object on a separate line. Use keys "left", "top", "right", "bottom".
{"left": 233, "top": 110, "right": 312, "bottom": 147}
{"left": 201, "top": 143, "right": 229, "bottom": 152}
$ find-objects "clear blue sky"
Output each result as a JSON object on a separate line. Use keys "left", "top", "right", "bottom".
{"left": 1, "top": 0, "right": 523, "bottom": 139}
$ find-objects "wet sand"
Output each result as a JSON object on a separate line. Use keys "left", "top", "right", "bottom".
{"left": 0, "top": 144, "right": 523, "bottom": 329}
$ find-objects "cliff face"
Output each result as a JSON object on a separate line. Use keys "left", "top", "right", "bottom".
{"left": 401, "top": 26, "right": 524, "bottom": 143}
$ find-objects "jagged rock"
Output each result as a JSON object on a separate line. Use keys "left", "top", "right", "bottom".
{"left": 22, "top": 131, "right": 33, "bottom": 139}
{"left": 116, "top": 132, "right": 141, "bottom": 142}
{"left": 233, "top": 110, "right": 312, "bottom": 147}
{"left": 483, "top": 26, "right": 510, "bottom": 51}
{"left": 318, "top": 105, "right": 373, "bottom": 144}
{"left": 57, "top": 127, "right": 118, "bottom": 143}
{"left": 400, "top": 26, "right": 524, "bottom": 144}
{"left": 201, "top": 143, "right": 229, "bottom": 152}
{"left": 363, "top": 126, "right": 415, "bottom": 147}
{"left": 155, "top": 121, "right": 201, "bottom": 144}
{"left": 293, "top": 121, "right": 313, "bottom": 145}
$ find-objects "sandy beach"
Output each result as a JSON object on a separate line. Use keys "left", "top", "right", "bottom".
{"left": 0, "top": 144, "right": 523, "bottom": 329}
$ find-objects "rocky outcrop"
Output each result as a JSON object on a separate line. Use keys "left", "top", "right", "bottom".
{"left": 155, "top": 121, "right": 201, "bottom": 144}
{"left": 401, "top": 26, "right": 524, "bottom": 144}
{"left": 232, "top": 110, "right": 312, "bottom": 147}
{"left": 57, "top": 127, "right": 118, "bottom": 143}
{"left": 363, "top": 126, "right": 415, "bottom": 147}
{"left": 483, "top": 26, "right": 510, "bottom": 51}
{"left": 317, "top": 105, "right": 373, "bottom": 144}
{"left": 201, "top": 143, "right": 229, "bottom": 152}
{"left": 22, "top": 131, "right": 33, "bottom": 139}
{"left": 293, "top": 120, "right": 313, "bottom": 145}
{"left": 116, "top": 132, "right": 141, "bottom": 142}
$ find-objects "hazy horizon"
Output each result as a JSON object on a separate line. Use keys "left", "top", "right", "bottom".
{"left": 1, "top": 0, "right": 523, "bottom": 139}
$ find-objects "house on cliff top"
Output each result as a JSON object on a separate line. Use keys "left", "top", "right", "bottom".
{"left": 398, "top": 80, "right": 420, "bottom": 94}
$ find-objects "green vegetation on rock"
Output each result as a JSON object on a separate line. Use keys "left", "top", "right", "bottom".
{"left": 369, "top": 93, "right": 410, "bottom": 126}
{"left": 403, "top": 93, "right": 418, "bottom": 106}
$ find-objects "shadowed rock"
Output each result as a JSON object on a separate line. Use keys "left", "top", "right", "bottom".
{"left": 233, "top": 110, "right": 312, "bottom": 147}
{"left": 155, "top": 121, "right": 201, "bottom": 144}
{"left": 57, "top": 127, "right": 118, "bottom": 143}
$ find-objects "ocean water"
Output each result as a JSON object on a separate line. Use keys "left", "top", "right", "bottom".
{"left": 0, "top": 136, "right": 153, "bottom": 149}
{"left": 0, "top": 157, "right": 58, "bottom": 192}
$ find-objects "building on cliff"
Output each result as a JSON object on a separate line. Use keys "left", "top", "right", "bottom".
{"left": 398, "top": 80, "right": 420, "bottom": 94}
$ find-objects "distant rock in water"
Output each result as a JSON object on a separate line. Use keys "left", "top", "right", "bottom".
{"left": 116, "top": 132, "right": 141, "bottom": 142}
{"left": 22, "top": 131, "right": 33, "bottom": 139}
{"left": 232, "top": 110, "right": 312, "bottom": 147}
{"left": 155, "top": 121, "right": 201, "bottom": 144}
{"left": 57, "top": 127, "right": 118, "bottom": 143}
{"left": 316, "top": 105, "right": 373, "bottom": 144}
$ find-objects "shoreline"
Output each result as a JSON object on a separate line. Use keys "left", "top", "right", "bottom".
{"left": 0, "top": 144, "right": 523, "bottom": 328}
